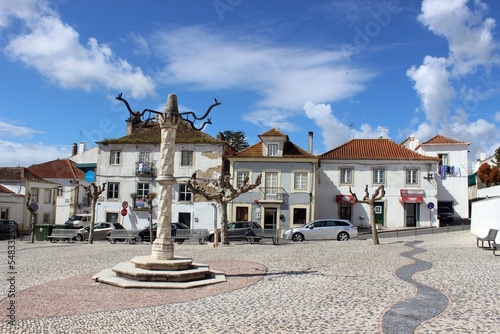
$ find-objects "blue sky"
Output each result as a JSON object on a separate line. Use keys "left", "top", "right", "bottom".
{"left": 1, "top": 0, "right": 500, "bottom": 168}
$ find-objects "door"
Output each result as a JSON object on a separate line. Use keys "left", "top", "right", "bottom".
{"left": 339, "top": 203, "right": 352, "bottom": 221}
{"left": 374, "top": 202, "right": 384, "bottom": 226}
{"left": 405, "top": 203, "right": 418, "bottom": 227}
{"left": 307, "top": 220, "right": 325, "bottom": 240}
{"left": 178, "top": 212, "right": 191, "bottom": 228}
{"left": 263, "top": 207, "right": 278, "bottom": 229}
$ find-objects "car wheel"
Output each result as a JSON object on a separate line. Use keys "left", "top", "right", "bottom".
{"left": 337, "top": 232, "right": 349, "bottom": 241}
{"left": 292, "top": 233, "right": 304, "bottom": 242}
{"left": 75, "top": 234, "right": 83, "bottom": 242}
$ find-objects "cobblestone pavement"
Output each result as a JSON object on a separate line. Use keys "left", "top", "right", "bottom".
{"left": 0, "top": 231, "right": 499, "bottom": 333}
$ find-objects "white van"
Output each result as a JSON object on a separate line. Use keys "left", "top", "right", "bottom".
{"left": 64, "top": 214, "right": 92, "bottom": 228}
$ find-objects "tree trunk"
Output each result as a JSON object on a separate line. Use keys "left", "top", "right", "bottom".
{"left": 369, "top": 203, "right": 380, "bottom": 245}
{"left": 29, "top": 210, "right": 35, "bottom": 243}
{"left": 89, "top": 200, "right": 97, "bottom": 244}
{"left": 220, "top": 202, "right": 229, "bottom": 245}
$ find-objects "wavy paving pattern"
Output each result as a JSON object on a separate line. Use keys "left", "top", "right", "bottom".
{"left": 381, "top": 241, "right": 449, "bottom": 334}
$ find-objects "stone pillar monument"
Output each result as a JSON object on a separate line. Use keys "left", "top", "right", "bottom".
{"left": 151, "top": 94, "right": 179, "bottom": 260}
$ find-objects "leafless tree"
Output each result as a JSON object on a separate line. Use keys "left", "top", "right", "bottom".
{"left": 188, "top": 173, "right": 262, "bottom": 246}
{"left": 80, "top": 183, "right": 106, "bottom": 244}
{"left": 349, "top": 184, "right": 385, "bottom": 245}
{"left": 26, "top": 193, "right": 36, "bottom": 243}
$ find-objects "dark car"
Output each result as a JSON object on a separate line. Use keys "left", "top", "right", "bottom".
{"left": 438, "top": 207, "right": 454, "bottom": 223}
{"left": 0, "top": 220, "right": 19, "bottom": 239}
{"left": 206, "top": 221, "right": 262, "bottom": 243}
{"left": 75, "top": 222, "right": 125, "bottom": 241}
{"left": 138, "top": 222, "right": 189, "bottom": 243}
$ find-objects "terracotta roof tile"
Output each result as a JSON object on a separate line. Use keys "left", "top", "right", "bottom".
{"left": 98, "top": 121, "right": 220, "bottom": 145}
{"left": 320, "top": 139, "right": 439, "bottom": 161}
{"left": 233, "top": 131, "right": 316, "bottom": 159}
{"left": 28, "top": 159, "right": 85, "bottom": 179}
{"left": 420, "top": 134, "right": 470, "bottom": 146}
{"left": 0, "top": 167, "right": 54, "bottom": 183}
{"left": 0, "top": 184, "right": 22, "bottom": 196}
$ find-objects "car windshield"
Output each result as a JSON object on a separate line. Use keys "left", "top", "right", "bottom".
{"left": 68, "top": 215, "right": 82, "bottom": 221}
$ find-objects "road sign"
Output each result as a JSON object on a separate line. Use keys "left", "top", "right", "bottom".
{"left": 121, "top": 208, "right": 128, "bottom": 216}
{"left": 122, "top": 201, "right": 129, "bottom": 209}
{"left": 427, "top": 202, "right": 435, "bottom": 209}
{"left": 28, "top": 202, "right": 38, "bottom": 213}
{"left": 85, "top": 171, "right": 95, "bottom": 182}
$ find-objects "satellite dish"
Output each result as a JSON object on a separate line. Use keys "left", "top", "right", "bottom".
{"left": 29, "top": 202, "right": 39, "bottom": 213}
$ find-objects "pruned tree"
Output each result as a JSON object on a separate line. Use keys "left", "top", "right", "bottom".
{"left": 477, "top": 163, "right": 500, "bottom": 187}
{"left": 222, "top": 130, "right": 250, "bottom": 151}
{"left": 349, "top": 184, "right": 385, "bottom": 245}
{"left": 26, "top": 193, "right": 36, "bottom": 243}
{"left": 188, "top": 173, "right": 262, "bottom": 246}
{"left": 80, "top": 183, "right": 106, "bottom": 244}
{"left": 144, "top": 192, "right": 157, "bottom": 244}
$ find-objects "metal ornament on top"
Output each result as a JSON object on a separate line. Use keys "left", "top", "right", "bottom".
{"left": 116, "top": 93, "right": 220, "bottom": 260}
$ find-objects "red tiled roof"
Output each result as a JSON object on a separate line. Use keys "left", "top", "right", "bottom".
{"left": 233, "top": 132, "right": 316, "bottom": 159}
{"left": 28, "top": 159, "right": 85, "bottom": 180}
{"left": 320, "top": 139, "right": 439, "bottom": 161}
{"left": 258, "top": 128, "right": 289, "bottom": 141}
{"left": 0, "top": 167, "right": 54, "bottom": 183}
{"left": 98, "top": 121, "right": 220, "bottom": 145}
{"left": 420, "top": 135, "right": 470, "bottom": 146}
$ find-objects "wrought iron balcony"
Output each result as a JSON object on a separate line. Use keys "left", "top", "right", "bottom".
{"left": 259, "top": 187, "right": 285, "bottom": 202}
{"left": 135, "top": 162, "right": 156, "bottom": 177}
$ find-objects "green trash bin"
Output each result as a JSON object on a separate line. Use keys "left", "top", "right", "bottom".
{"left": 36, "top": 224, "right": 53, "bottom": 241}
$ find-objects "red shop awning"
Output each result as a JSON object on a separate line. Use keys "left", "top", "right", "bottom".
{"left": 401, "top": 195, "right": 424, "bottom": 203}
{"left": 336, "top": 195, "right": 355, "bottom": 204}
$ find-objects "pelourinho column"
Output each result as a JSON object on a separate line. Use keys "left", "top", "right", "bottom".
{"left": 151, "top": 94, "right": 179, "bottom": 260}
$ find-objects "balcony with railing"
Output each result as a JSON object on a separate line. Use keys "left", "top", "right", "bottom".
{"left": 259, "top": 187, "right": 285, "bottom": 203}
{"left": 135, "top": 162, "right": 156, "bottom": 177}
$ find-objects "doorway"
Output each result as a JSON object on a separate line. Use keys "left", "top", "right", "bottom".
{"left": 339, "top": 203, "right": 352, "bottom": 221}
{"left": 405, "top": 203, "right": 419, "bottom": 227}
{"left": 374, "top": 202, "right": 384, "bottom": 226}
{"left": 178, "top": 212, "right": 191, "bottom": 228}
{"left": 263, "top": 207, "right": 278, "bottom": 229}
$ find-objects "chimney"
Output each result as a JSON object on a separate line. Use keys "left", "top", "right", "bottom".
{"left": 72, "top": 143, "right": 78, "bottom": 156}
{"left": 79, "top": 142, "right": 86, "bottom": 154}
{"left": 308, "top": 132, "right": 313, "bottom": 154}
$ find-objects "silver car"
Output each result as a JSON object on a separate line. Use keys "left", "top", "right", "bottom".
{"left": 283, "top": 219, "right": 358, "bottom": 242}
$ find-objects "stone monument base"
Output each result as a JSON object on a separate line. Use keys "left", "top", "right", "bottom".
{"left": 93, "top": 255, "right": 226, "bottom": 289}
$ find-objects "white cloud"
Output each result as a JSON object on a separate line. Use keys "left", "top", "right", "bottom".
{"left": 418, "top": 0, "right": 498, "bottom": 76}
{"left": 0, "top": 140, "right": 71, "bottom": 167}
{"left": 154, "top": 26, "right": 374, "bottom": 118}
{"left": 2, "top": 1, "right": 155, "bottom": 99}
{"left": 0, "top": 120, "right": 41, "bottom": 138}
{"left": 407, "top": 56, "right": 456, "bottom": 127}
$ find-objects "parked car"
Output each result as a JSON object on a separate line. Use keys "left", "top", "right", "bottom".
{"left": 138, "top": 222, "right": 189, "bottom": 243}
{"left": 438, "top": 207, "right": 454, "bottom": 223}
{"left": 283, "top": 219, "right": 358, "bottom": 242}
{"left": 206, "top": 221, "right": 262, "bottom": 243}
{"left": 75, "top": 222, "right": 125, "bottom": 241}
{"left": 0, "top": 219, "right": 19, "bottom": 239}
{"left": 64, "top": 214, "right": 92, "bottom": 228}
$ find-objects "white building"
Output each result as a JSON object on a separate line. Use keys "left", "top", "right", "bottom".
{"left": 94, "top": 120, "right": 234, "bottom": 230}
{"left": 403, "top": 135, "right": 470, "bottom": 220}
{"left": 316, "top": 139, "right": 440, "bottom": 228}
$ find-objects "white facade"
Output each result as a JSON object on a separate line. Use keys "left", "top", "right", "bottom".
{"left": 316, "top": 159, "right": 439, "bottom": 228}
{"left": 413, "top": 137, "right": 470, "bottom": 219}
{"left": 95, "top": 141, "right": 226, "bottom": 230}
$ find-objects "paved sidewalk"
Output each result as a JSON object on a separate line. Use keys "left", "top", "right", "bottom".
{"left": 0, "top": 230, "right": 498, "bottom": 333}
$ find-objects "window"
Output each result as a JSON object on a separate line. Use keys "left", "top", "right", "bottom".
{"left": 406, "top": 169, "right": 418, "bottom": 185}
{"left": 30, "top": 189, "right": 39, "bottom": 203}
{"left": 57, "top": 186, "right": 64, "bottom": 197}
{"left": 373, "top": 168, "right": 385, "bottom": 184}
{"left": 340, "top": 168, "right": 352, "bottom": 184}
{"left": 236, "top": 171, "right": 249, "bottom": 187}
{"left": 137, "top": 183, "right": 149, "bottom": 198}
{"left": 293, "top": 208, "right": 307, "bottom": 225}
{"left": 110, "top": 151, "right": 121, "bottom": 165}
{"left": 179, "top": 184, "right": 192, "bottom": 202}
{"left": 1, "top": 208, "right": 9, "bottom": 220}
{"left": 107, "top": 182, "right": 119, "bottom": 199}
{"left": 294, "top": 172, "right": 307, "bottom": 190}
{"left": 438, "top": 153, "right": 449, "bottom": 167}
{"left": 265, "top": 172, "right": 278, "bottom": 194}
{"left": 268, "top": 144, "right": 278, "bottom": 156}
{"left": 44, "top": 189, "right": 52, "bottom": 203}
{"left": 139, "top": 151, "right": 151, "bottom": 163}
{"left": 43, "top": 213, "right": 50, "bottom": 223}
{"left": 236, "top": 206, "right": 249, "bottom": 221}
{"left": 181, "top": 150, "right": 193, "bottom": 166}
{"left": 106, "top": 212, "right": 118, "bottom": 223}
